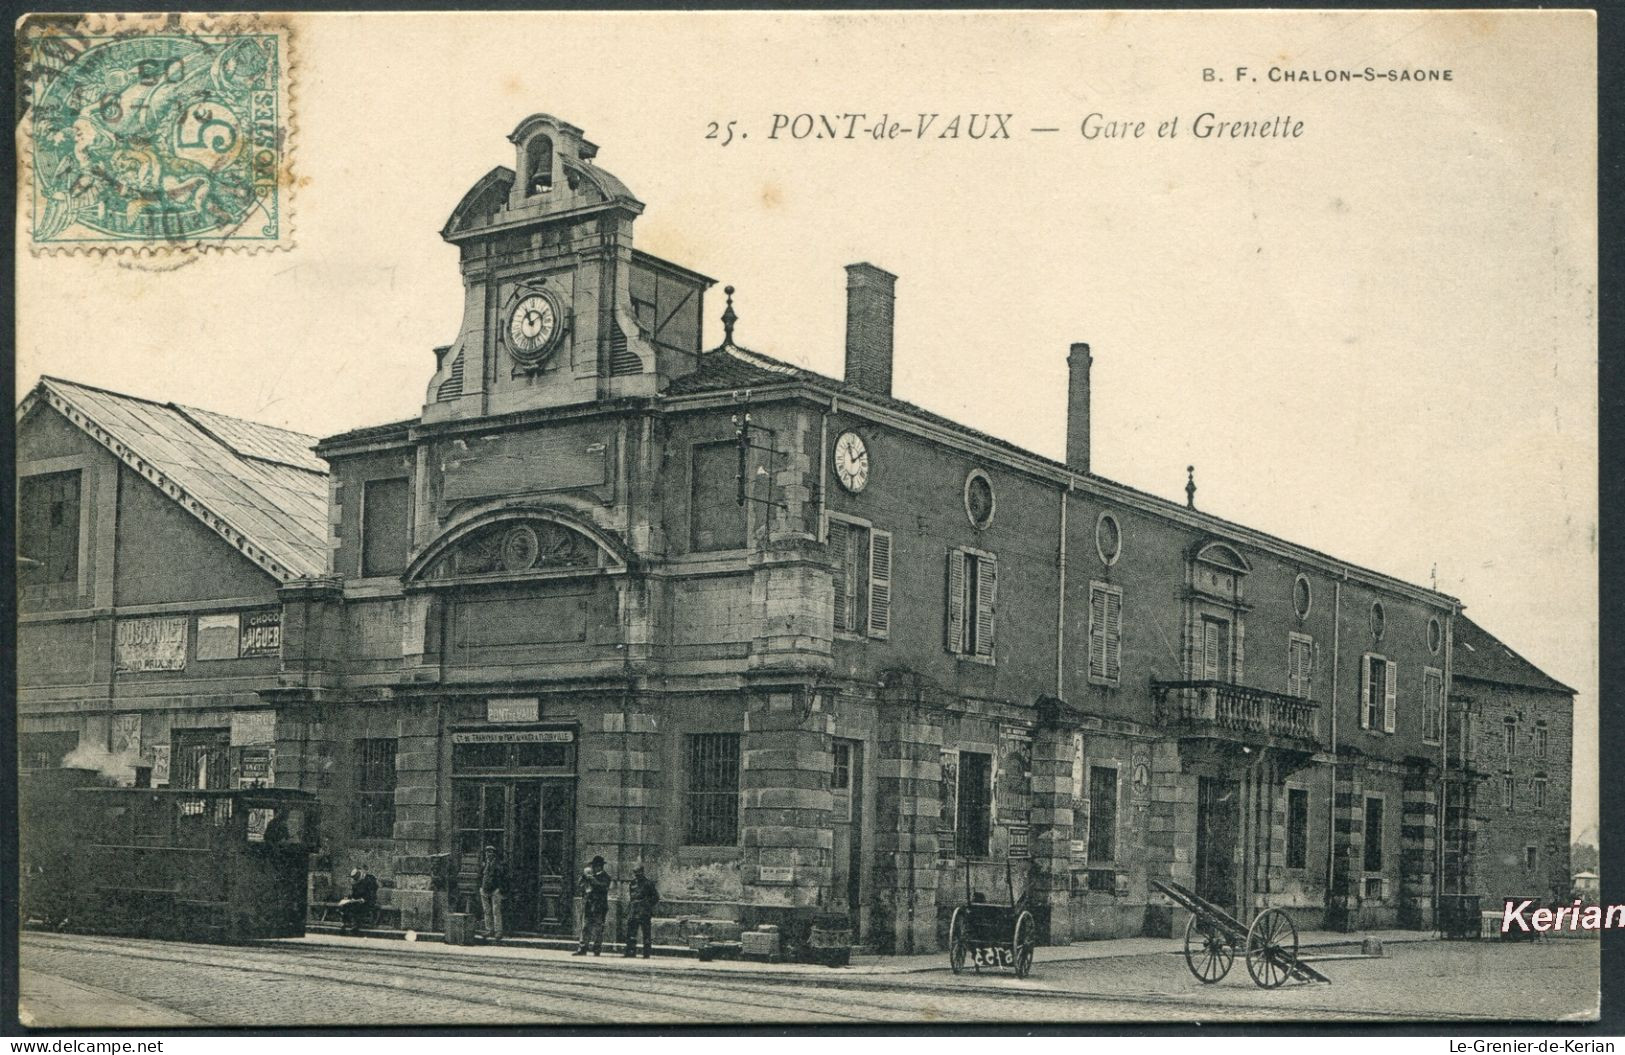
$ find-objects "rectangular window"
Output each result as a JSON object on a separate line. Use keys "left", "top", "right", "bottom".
{"left": 1361, "top": 654, "right": 1395, "bottom": 732}
{"left": 689, "top": 443, "right": 747, "bottom": 551}
{"left": 1088, "top": 583, "right": 1123, "bottom": 684}
{"left": 360, "top": 477, "right": 410, "bottom": 577}
{"left": 1087, "top": 766, "right": 1118, "bottom": 863}
{"left": 1422, "top": 668, "right": 1444, "bottom": 744}
{"left": 1363, "top": 796, "right": 1384, "bottom": 872}
{"left": 955, "top": 750, "right": 993, "bottom": 858}
{"left": 685, "top": 733, "right": 740, "bottom": 845}
{"left": 945, "top": 549, "right": 997, "bottom": 661}
{"left": 1286, "top": 787, "right": 1310, "bottom": 870}
{"left": 831, "top": 741, "right": 851, "bottom": 792}
{"left": 1200, "top": 616, "right": 1232, "bottom": 681}
{"left": 830, "top": 521, "right": 891, "bottom": 638}
{"left": 18, "top": 470, "right": 82, "bottom": 588}
{"left": 1503, "top": 772, "right": 1515, "bottom": 810}
{"left": 354, "top": 738, "right": 397, "bottom": 839}
{"left": 1287, "top": 634, "right": 1314, "bottom": 699}
{"left": 1535, "top": 722, "right": 1549, "bottom": 759}
{"left": 1525, "top": 846, "right": 1539, "bottom": 871}
{"left": 1534, "top": 776, "right": 1548, "bottom": 809}
{"left": 1504, "top": 718, "right": 1518, "bottom": 760}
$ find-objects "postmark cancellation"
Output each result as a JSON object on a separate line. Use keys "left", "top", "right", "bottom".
{"left": 18, "top": 12, "right": 294, "bottom": 257}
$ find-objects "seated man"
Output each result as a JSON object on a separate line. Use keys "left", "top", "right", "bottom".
{"left": 338, "top": 866, "right": 379, "bottom": 934}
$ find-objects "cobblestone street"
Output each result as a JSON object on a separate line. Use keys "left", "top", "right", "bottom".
{"left": 17, "top": 931, "right": 1600, "bottom": 1028}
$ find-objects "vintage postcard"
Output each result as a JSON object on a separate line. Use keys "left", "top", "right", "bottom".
{"left": 12, "top": 10, "right": 1598, "bottom": 1031}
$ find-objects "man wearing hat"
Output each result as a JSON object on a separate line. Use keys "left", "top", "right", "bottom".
{"left": 574, "top": 855, "right": 612, "bottom": 956}
{"left": 338, "top": 864, "right": 378, "bottom": 935}
{"left": 623, "top": 865, "right": 660, "bottom": 959}
{"left": 478, "top": 845, "right": 506, "bottom": 941}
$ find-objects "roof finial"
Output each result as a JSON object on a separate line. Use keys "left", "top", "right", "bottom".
{"left": 721, "top": 285, "right": 737, "bottom": 346}
{"left": 1185, "top": 465, "right": 1197, "bottom": 509}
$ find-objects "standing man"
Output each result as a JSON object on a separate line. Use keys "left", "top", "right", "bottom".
{"left": 623, "top": 865, "right": 660, "bottom": 959}
{"left": 573, "top": 855, "right": 612, "bottom": 956}
{"left": 478, "top": 845, "right": 505, "bottom": 942}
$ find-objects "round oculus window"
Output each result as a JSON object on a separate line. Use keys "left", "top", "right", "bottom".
{"left": 1370, "top": 601, "right": 1386, "bottom": 639}
{"left": 1096, "top": 512, "right": 1122, "bottom": 566}
{"left": 964, "top": 470, "right": 996, "bottom": 529}
{"left": 1427, "top": 616, "right": 1443, "bottom": 654}
{"left": 1293, "top": 574, "right": 1313, "bottom": 619}
{"left": 502, "top": 525, "right": 540, "bottom": 571}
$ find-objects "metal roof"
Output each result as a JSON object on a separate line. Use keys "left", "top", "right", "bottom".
{"left": 1453, "top": 614, "right": 1576, "bottom": 695}
{"left": 20, "top": 378, "right": 330, "bottom": 582}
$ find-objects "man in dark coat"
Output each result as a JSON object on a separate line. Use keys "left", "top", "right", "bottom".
{"left": 478, "top": 845, "right": 506, "bottom": 941}
{"left": 622, "top": 865, "right": 660, "bottom": 958}
{"left": 573, "top": 855, "right": 612, "bottom": 956}
{"left": 339, "top": 866, "right": 378, "bottom": 934}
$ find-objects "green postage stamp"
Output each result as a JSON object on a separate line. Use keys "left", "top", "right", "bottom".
{"left": 19, "top": 13, "right": 294, "bottom": 257}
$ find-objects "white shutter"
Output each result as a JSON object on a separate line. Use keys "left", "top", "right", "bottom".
{"left": 1089, "top": 585, "right": 1107, "bottom": 679}
{"left": 945, "top": 549, "right": 966, "bottom": 653}
{"left": 1287, "top": 638, "right": 1301, "bottom": 698}
{"left": 1383, "top": 659, "right": 1397, "bottom": 733}
{"left": 1202, "top": 621, "right": 1220, "bottom": 680}
{"left": 1359, "top": 655, "right": 1372, "bottom": 729}
{"left": 867, "top": 529, "right": 892, "bottom": 639}
{"left": 1104, "top": 589, "right": 1122, "bottom": 681}
{"left": 830, "top": 521, "right": 849, "bottom": 632}
{"left": 974, "top": 555, "right": 997, "bottom": 659}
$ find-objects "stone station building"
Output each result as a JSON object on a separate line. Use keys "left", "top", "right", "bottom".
{"left": 16, "top": 114, "right": 1577, "bottom": 952}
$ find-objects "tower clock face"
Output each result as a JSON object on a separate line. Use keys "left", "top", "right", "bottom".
{"left": 834, "top": 431, "right": 870, "bottom": 493}
{"left": 506, "top": 291, "right": 562, "bottom": 367}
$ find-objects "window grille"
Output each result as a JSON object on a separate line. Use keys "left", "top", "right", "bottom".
{"left": 686, "top": 733, "right": 740, "bottom": 845}
{"left": 354, "top": 738, "right": 397, "bottom": 839}
{"left": 955, "top": 751, "right": 992, "bottom": 858}
{"left": 1087, "top": 766, "right": 1118, "bottom": 863}
{"left": 1286, "top": 787, "right": 1309, "bottom": 869}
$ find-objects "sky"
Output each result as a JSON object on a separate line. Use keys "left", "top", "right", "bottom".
{"left": 16, "top": 11, "right": 1597, "bottom": 839}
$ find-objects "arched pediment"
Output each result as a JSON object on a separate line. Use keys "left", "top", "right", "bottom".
{"left": 1192, "top": 540, "right": 1251, "bottom": 575}
{"left": 405, "top": 507, "right": 630, "bottom": 585}
{"left": 441, "top": 166, "right": 514, "bottom": 237}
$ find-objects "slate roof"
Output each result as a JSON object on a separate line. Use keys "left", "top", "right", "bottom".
{"left": 21, "top": 377, "right": 330, "bottom": 582}
{"left": 1452, "top": 615, "right": 1575, "bottom": 695}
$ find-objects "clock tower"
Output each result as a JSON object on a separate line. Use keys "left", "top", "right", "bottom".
{"left": 423, "top": 114, "right": 712, "bottom": 423}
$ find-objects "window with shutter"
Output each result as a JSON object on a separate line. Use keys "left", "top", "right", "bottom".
{"left": 868, "top": 529, "right": 892, "bottom": 638}
{"left": 1200, "top": 616, "right": 1231, "bottom": 681}
{"left": 830, "top": 521, "right": 850, "bottom": 632}
{"left": 973, "top": 555, "right": 997, "bottom": 658}
{"left": 1422, "top": 668, "right": 1444, "bottom": 743}
{"left": 1288, "top": 634, "right": 1314, "bottom": 699}
{"left": 938, "top": 749, "right": 959, "bottom": 858}
{"left": 1088, "top": 582, "right": 1123, "bottom": 684}
{"left": 945, "top": 549, "right": 966, "bottom": 653}
{"left": 1382, "top": 659, "right": 1397, "bottom": 733}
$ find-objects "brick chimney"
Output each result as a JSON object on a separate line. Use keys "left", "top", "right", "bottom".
{"left": 844, "top": 263, "right": 896, "bottom": 397}
{"left": 1066, "top": 342, "right": 1093, "bottom": 473}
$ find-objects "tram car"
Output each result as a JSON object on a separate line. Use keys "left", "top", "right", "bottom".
{"left": 20, "top": 768, "right": 319, "bottom": 943}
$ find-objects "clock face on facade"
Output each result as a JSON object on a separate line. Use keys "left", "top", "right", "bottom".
{"left": 834, "top": 431, "right": 870, "bottom": 493}
{"left": 506, "top": 291, "right": 562, "bottom": 368}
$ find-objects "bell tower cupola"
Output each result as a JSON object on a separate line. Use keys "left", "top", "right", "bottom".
{"left": 423, "top": 114, "right": 712, "bottom": 423}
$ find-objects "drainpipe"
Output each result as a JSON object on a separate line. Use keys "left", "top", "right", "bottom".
{"left": 1055, "top": 483, "right": 1070, "bottom": 698}
{"left": 1326, "top": 571, "right": 1344, "bottom": 905}
{"left": 1438, "top": 602, "right": 1457, "bottom": 909}
{"left": 818, "top": 397, "right": 835, "bottom": 543}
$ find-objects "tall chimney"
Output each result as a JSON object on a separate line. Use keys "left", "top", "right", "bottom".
{"left": 844, "top": 263, "right": 896, "bottom": 397}
{"left": 1066, "top": 342, "right": 1093, "bottom": 473}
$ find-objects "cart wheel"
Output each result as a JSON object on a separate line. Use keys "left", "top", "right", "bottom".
{"left": 1183, "top": 913, "right": 1234, "bottom": 984}
{"left": 1011, "top": 910, "right": 1036, "bottom": 979}
{"left": 948, "top": 907, "right": 968, "bottom": 975}
{"left": 1244, "top": 908, "right": 1299, "bottom": 989}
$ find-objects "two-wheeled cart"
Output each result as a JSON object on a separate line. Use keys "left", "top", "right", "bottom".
{"left": 947, "top": 857, "right": 1038, "bottom": 979}
{"left": 1152, "top": 878, "right": 1332, "bottom": 989}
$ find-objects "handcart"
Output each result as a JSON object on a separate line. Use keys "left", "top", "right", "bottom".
{"left": 947, "top": 856, "right": 1038, "bottom": 979}
{"left": 1152, "top": 878, "right": 1332, "bottom": 989}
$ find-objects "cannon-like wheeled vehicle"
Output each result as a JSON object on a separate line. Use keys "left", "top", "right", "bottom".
{"left": 1153, "top": 878, "right": 1331, "bottom": 989}
{"left": 947, "top": 857, "right": 1037, "bottom": 979}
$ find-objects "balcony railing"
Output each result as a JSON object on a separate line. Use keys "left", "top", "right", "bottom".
{"left": 1150, "top": 679, "right": 1320, "bottom": 744}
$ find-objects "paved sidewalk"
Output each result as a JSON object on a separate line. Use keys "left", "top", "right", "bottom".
{"left": 274, "top": 926, "right": 1432, "bottom": 980}
{"left": 19, "top": 969, "right": 210, "bottom": 1029}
